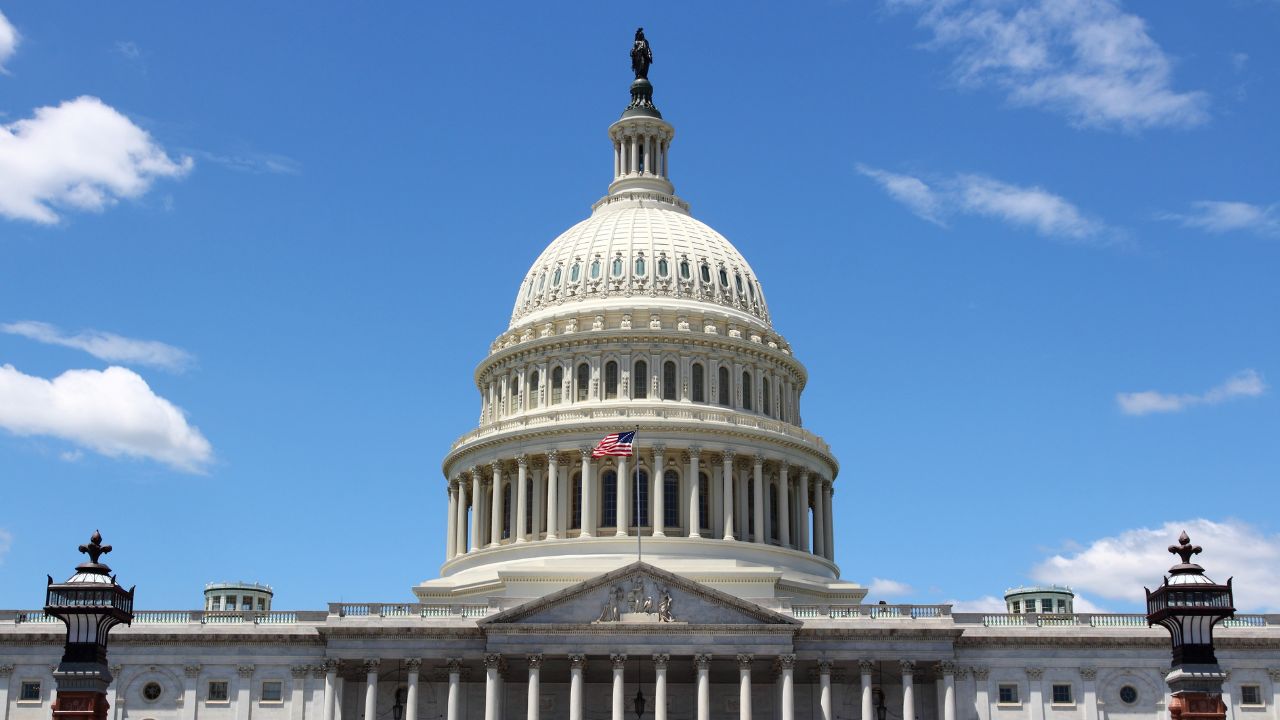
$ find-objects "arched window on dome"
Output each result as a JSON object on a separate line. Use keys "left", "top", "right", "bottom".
{"left": 742, "top": 371, "right": 753, "bottom": 411}
{"left": 604, "top": 361, "right": 618, "bottom": 399}
{"left": 662, "top": 361, "right": 677, "bottom": 401}
{"left": 576, "top": 363, "right": 590, "bottom": 402}
{"left": 570, "top": 473, "right": 582, "bottom": 530}
{"left": 657, "top": 257, "right": 668, "bottom": 278}
{"left": 611, "top": 257, "right": 624, "bottom": 277}
{"left": 769, "top": 484, "right": 779, "bottom": 541}
{"left": 601, "top": 470, "right": 618, "bottom": 528}
{"left": 718, "top": 267, "right": 729, "bottom": 288}
{"left": 633, "top": 469, "right": 649, "bottom": 528}
{"left": 551, "top": 366, "right": 564, "bottom": 405}
{"left": 691, "top": 363, "right": 705, "bottom": 403}
{"left": 718, "top": 367, "right": 731, "bottom": 406}
{"left": 634, "top": 256, "right": 646, "bottom": 276}
{"left": 633, "top": 360, "right": 648, "bottom": 399}
{"left": 553, "top": 267, "right": 562, "bottom": 287}
{"left": 699, "top": 472, "right": 710, "bottom": 531}
{"left": 528, "top": 370, "right": 540, "bottom": 409}
{"left": 570, "top": 262, "right": 581, "bottom": 283}
{"left": 537, "top": 272, "right": 546, "bottom": 293}
{"left": 734, "top": 273, "right": 743, "bottom": 296}
{"left": 700, "top": 263, "right": 711, "bottom": 284}
{"left": 509, "top": 376, "right": 520, "bottom": 414}
{"left": 502, "top": 482, "right": 512, "bottom": 540}
{"left": 525, "top": 279, "right": 535, "bottom": 302}
{"left": 590, "top": 259, "right": 602, "bottom": 280}
{"left": 663, "top": 470, "right": 679, "bottom": 528}
{"left": 762, "top": 377, "right": 771, "bottom": 417}
{"left": 747, "top": 280, "right": 755, "bottom": 302}
{"left": 680, "top": 259, "right": 691, "bottom": 280}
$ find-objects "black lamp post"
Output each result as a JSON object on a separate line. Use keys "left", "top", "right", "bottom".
{"left": 873, "top": 662, "right": 888, "bottom": 720}
{"left": 1145, "top": 531, "right": 1233, "bottom": 720}
{"left": 632, "top": 656, "right": 647, "bottom": 720}
{"left": 45, "top": 531, "right": 135, "bottom": 720}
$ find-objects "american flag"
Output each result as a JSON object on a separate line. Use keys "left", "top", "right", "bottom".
{"left": 591, "top": 430, "right": 635, "bottom": 458}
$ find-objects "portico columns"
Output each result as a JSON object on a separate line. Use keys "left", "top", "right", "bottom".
{"left": 737, "top": 655, "right": 753, "bottom": 720}
{"left": 362, "top": 660, "right": 379, "bottom": 720}
{"left": 812, "top": 479, "right": 826, "bottom": 558}
{"left": 446, "top": 481, "right": 458, "bottom": 559}
{"left": 818, "top": 661, "right": 833, "bottom": 720}
{"left": 695, "top": 654, "right": 712, "bottom": 720}
{"left": 515, "top": 456, "right": 529, "bottom": 542}
{"left": 653, "top": 655, "right": 670, "bottom": 720}
{"left": 470, "top": 468, "right": 482, "bottom": 552}
{"left": 973, "top": 668, "right": 991, "bottom": 720}
{"left": 545, "top": 453, "right": 560, "bottom": 539}
{"left": 778, "top": 462, "right": 791, "bottom": 547}
{"left": 611, "top": 654, "right": 627, "bottom": 720}
{"left": 580, "top": 449, "right": 595, "bottom": 537}
{"left": 182, "top": 665, "right": 201, "bottom": 720}
{"left": 940, "top": 662, "right": 957, "bottom": 720}
{"left": 446, "top": 660, "right": 462, "bottom": 720}
{"left": 490, "top": 462, "right": 503, "bottom": 546}
{"left": 823, "top": 479, "right": 835, "bottom": 561}
{"left": 653, "top": 445, "right": 667, "bottom": 536}
{"left": 722, "top": 450, "right": 736, "bottom": 540}
{"left": 526, "top": 655, "right": 542, "bottom": 720}
{"left": 616, "top": 457, "right": 629, "bottom": 537}
{"left": 1080, "top": 668, "right": 1098, "bottom": 720}
{"left": 688, "top": 448, "right": 702, "bottom": 537}
{"left": 322, "top": 661, "right": 338, "bottom": 720}
{"left": 901, "top": 661, "right": 915, "bottom": 720}
{"left": 752, "top": 455, "right": 765, "bottom": 544}
{"left": 484, "top": 655, "right": 501, "bottom": 720}
{"left": 859, "top": 660, "right": 874, "bottom": 720}
{"left": 1027, "top": 668, "right": 1044, "bottom": 720}
{"left": 797, "top": 470, "right": 810, "bottom": 553}
{"left": 568, "top": 655, "right": 585, "bottom": 720}
{"left": 402, "top": 660, "right": 420, "bottom": 720}
{"left": 779, "top": 655, "right": 795, "bottom": 720}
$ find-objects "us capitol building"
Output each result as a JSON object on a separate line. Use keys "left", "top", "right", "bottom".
{"left": 3, "top": 31, "right": 1279, "bottom": 720}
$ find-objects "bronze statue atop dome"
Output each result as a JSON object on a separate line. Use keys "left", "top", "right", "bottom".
{"left": 631, "top": 27, "right": 653, "bottom": 80}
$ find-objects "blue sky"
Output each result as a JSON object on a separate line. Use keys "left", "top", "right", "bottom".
{"left": 1, "top": 1, "right": 1277, "bottom": 613}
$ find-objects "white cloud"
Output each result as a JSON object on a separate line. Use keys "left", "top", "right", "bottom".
{"left": 1117, "top": 369, "right": 1266, "bottom": 416}
{"left": 1033, "top": 519, "right": 1280, "bottom": 612}
{"left": 189, "top": 149, "right": 301, "bottom": 176}
{"left": 946, "top": 595, "right": 1007, "bottom": 613}
{"left": 887, "top": 0, "right": 1208, "bottom": 130}
{"left": 1162, "top": 201, "right": 1280, "bottom": 237}
{"left": 0, "top": 363, "right": 212, "bottom": 472}
{"left": 869, "top": 577, "right": 915, "bottom": 597}
{"left": 2, "top": 320, "right": 194, "bottom": 372}
{"left": 115, "top": 41, "right": 141, "bottom": 60}
{"left": 0, "top": 96, "right": 192, "bottom": 224}
{"left": 0, "top": 9, "right": 18, "bottom": 73}
{"left": 0, "top": 528, "right": 11, "bottom": 564}
{"left": 858, "top": 164, "right": 1112, "bottom": 242}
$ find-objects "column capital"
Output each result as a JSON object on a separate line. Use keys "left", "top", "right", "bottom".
{"left": 938, "top": 661, "right": 957, "bottom": 676}
{"left": 0, "top": 665, "right": 11, "bottom": 678}
{"left": 899, "top": 660, "right": 915, "bottom": 675}
{"left": 580, "top": 447, "right": 592, "bottom": 459}
{"left": 184, "top": 664, "right": 202, "bottom": 678}
{"left": 777, "top": 654, "right": 796, "bottom": 670}
{"left": 778, "top": 460, "right": 790, "bottom": 473}
{"left": 652, "top": 654, "right": 670, "bottom": 669}
{"left": 311, "top": 666, "right": 327, "bottom": 679}
{"left": 569, "top": 654, "right": 587, "bottom": 669}
{"left": 971, "top": 667, "right": 990, "bottom": 680}
{"left": 652, "top": 443, "right": 666, "bottom": 454}
{"left": 688, "top": 446, "right": 702, "bottom": 459}
{"left": 955, "top": 667, "right": 970, "bottom": 680}
{"left": 449, "top": 477, "right": 460, "bottom": 492}
{"left": 527, "top": 654, "right": 543, "bottom": 669}
{"left": 404, "top": 659, "right": 423, "bottom": 673}
{"left": 857, "top": 660, "right": 875, "bottom": 675}
{"left": 517, "top": 454, "right": 529, "bottom": 467}
{"left": 490, "top": 460, "right": 502, "bottom": 473}
{"left": 362, "top": 659, "right": 381, "bottom": 674}
{"left": 547, "top": 450, "right": 560, "bottom": 465}
{"left": 611, "top": 654, "right": 628, "bottom": 669}
{"left": 471, "top": 465, "right": 483, "bottom": 479}
{"left": 291, "top": 666, "right": 309, "bottom": 678}
{"left": 1267, "top": 668, "right": 1280, "bottom": 682}
{"left": 483, "top": 654, "right": 502, "bottom": 670}
{"left": 817, "top": 660, "right": 833, "bottom": 675}
{"left": 722, "top": 448, "right": 736, "bottom": 463}
{"left": 753, "top": 453, "right": 764, "bottom": 466}
{"left": 445, "top": 659, "right": 464, "bottom": 675}
{"left": 238, "top": 665, "right": 256, "bottom": 678}
{"left": 1025, "top": 667, "right": 1043, "bottom": 680}
{"left": 796, "top": 467, "right": 809, "bottom": 480}
{"left": 694, "top": 654, "right": 713, "bottom": 670}
{"left": 321, "top": 659, "right": 339, "bottom": 673}
{"left": 1079, "top": 667, "right": 1097, "bottom": 681}
{"left": 736, "top": 654, "right": 753, "bottom": 669}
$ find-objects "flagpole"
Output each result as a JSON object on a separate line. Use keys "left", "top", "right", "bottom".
{"left": 635, "top": 425, "right": 641, "bottom": 564}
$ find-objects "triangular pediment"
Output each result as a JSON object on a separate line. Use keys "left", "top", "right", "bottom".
{"left": 480, "top": 562, "right": 800, "bottom": 627}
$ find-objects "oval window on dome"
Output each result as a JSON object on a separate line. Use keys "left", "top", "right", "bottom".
{"left": 590, "top": 259, "right": 601, "bottom": 279}
{"left": 538, "top": 272, "right": 546, "bottom": 292}
{"left": 611, "top": 257, "right": 624, "bottom": 277}
{"left": 635, "top": 257, "right": 646, "bottom": 276}
{"left": 748, "top": 281, "right": 755, "bottom": 300}
{"left": 657, "top": 258, "right": 669, "bottom": 277}
{"left": 552, "top": 267, "right": 562, "bottom": 287}
{"left": 700, "top": 263, "right": 711, "bottom": 284}
{"left": 525, "top": 279, "right": 535, "bottom": 301}
{"left": 718, "top": 267, "right": 729, "bottom": 287}
{"left": 680, "top": 260, "right": 691, "bottom": 280}
{"left": 734, "top": 273, "right": 743, "bottom": 295}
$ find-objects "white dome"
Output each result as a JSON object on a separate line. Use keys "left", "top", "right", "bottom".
{"left": 510, "top": 199, "right": 772, "bottom": 330}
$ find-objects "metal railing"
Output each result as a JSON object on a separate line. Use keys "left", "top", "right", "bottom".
{"left": 328, "top": 603, "right": 494, "bottom": 619}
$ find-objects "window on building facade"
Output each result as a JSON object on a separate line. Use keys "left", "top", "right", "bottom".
{"left": 633, "top": 470, "right": 650, "bottom": 527}
{"left": 1119, "top": 686, "right": 1138, "bottom": 705}
{"left": 691, "top": 363, "right": 705, "bottom": 402}
{"left": 718, "top": 367, "right": 730, "bottom": 406}
{"left": 1052, "top": 685, "right": 1073, "bottom": 704}
{"left": 208, "top": 681, "right": 230, "bottom": 703}
{"left": 143, "top": 682, "right": 163, "bottom": 701}
{"left": 718, "top": 267, "right": 729, "bottom": 287}
{"left": 763, "top": 377, "right": 772, "bottom": 416}
{"left": 590, "top": 259, "right": 601, "bottom": 279}
{"left": 1011, "top": 600, "right": 1021, "bottom": 613}
{"left": 528, "top": 370, "right": 540, "bottom": 409}
{"left": 634, "top": 360, "right": 648, "bottom": 399}
{"left": 225, "top": 595, "right": 236, "bottom": 610}
{"left": 612, "top": 257, "right": 624, "bottom": 276}
{"left": 663, "top": 470, "right": 679, "bottom": 528}
{"left": 734, "top": 273, "right": 743, "bottom": 295}
{"left": 663, "top": 361, "right": 677, "bottom": 400}
{"left": 657, "top": 258, "right": 669, "bottom": 277}
{"left": 19, "top": 682, "right": 41, "bottom": 702}
{"left": 1057, "top": 599, "right": 1067, "bottom": 612}
{"left": 553, "top": 267, "right": 562, "bottom": 286}
{"left": 601, "top": 471, "right": 618, "bottom": 527}
{"left": 605, "top": 361, "right": 618, "bottom": 399}
{"left": 742, "top": 372, "right": 753, "bottom": 410}
{"left": 257, "top": 598, "right": 265, "bottom": 611}
{"left": 998, "top": 685, "right": 1019, "bottom": 704}
{"left": 699, "top": 263, "right": 711, "bottom": 284}
{"left": 261, "top": 681, "right": 284, "bottom": 704}
{"left": 241, "top": 596, "right": 253, "bottom": 611}
{"left": 1241, "top": 686, "right": 1263, "bottom": 706}
{"left": 680, "top": 259, "right": 690, "bottom": 280}
{"left": 635, "top": 257, "right": 646, "bottom": 276}
{"left": 576, "top": 363, "right": 590, "bottom": 401}
{"left": 570, "top": 262, "right": 581, "bottom": 283}
{"left": 551, "top": 366, "right": 564, "bottom": 404}
{"left": 571, "top": 474, "right": 582, "bottom": 529}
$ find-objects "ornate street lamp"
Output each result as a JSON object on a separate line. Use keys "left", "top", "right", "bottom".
{"left": 1145, "top": 531, "right": 1234, "bottom": 720}
{"left": 631, "top": 656, "right": 647, "bottom": 720}
{"left": 45, "top": 531, "right": 135, "bottom": 720}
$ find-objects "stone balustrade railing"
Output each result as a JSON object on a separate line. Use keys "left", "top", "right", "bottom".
{"left": 790, "top": 604, "right": 953, "bottom": 619}
{"left": 952, "top": 612, "right": 1278, "bottom": 628}
{"left": 327, "top": 602, "right": 495, "bottom": 619}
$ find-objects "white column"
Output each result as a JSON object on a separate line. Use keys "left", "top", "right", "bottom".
{"left": 323, "top": 662, "right": 338, "bottom": 720}
{"left": 445, "top": 480, "right": 458, "bottom": 559}
{"left": 363, "top": 660, "right": 379, "bottom": 720}
{"left": 902, "top": 661, "right": 915, "bottom": 720}
{"left": 630, "top": 134, "right": 638, "bottom": 176}
{"left": 778, "top": 463, "right": 791, "bottom": 547}
{"left": 527, "top": 655, "right": 542, "bottom": 720}
{"left": 290, "top": 666, "right": 308, "bottom": 720}
{"left": 654, "top": 655, "right": 670, "bottom": 720}
{"left": 818, "top": 661, "right": 833, "bottom": 720}
{"left": 611, "top": 655, "right": 627, "bottom": 720}
{"left": 183, "top": 665, "right": 201, "bottom": 720}
{"left": 403, "top": 660, "right": 421, "bottom": 720}
{"left": 812, "top": 478, "right": 826, "bottom": 558}
{"left": 823, "top": 479, "right": 835, "bottom": 560}
{"left": 335, "top": 678, "right": 344, "bottom": 720}
{"left": 738, "top": 655, "right": 753, "bottom": 720}
{"left": 1027, "top": 669, "right": 1044, "bottom": 720}
{"left": 1080, "top": 668, "right": 1098, "bottom": 720}
{"left": 752, "top": 455, "right": 765, "bottom": 544}
{"left": 797, "top": 470, "right": 810, "bottom": 553}
{"left": 580, "top": 450, "right": 595, "bottom": 537}
{"left": 515, "top": 456, "right": 529, "bottom": 542}
{"left": 696, "top": 655, "right": 712, "bottom": 720}
{"left": 653, "top": 445, "right": 667, "bottom": 536}
{"left": 942, "top": 662, "right": 956, "bottom": 720}
{"left": 973, "top": 669, "right": 991, "bottom": 720}
{"left": 616, "top": 457, "right": 629, "bottom": 537}
{"left": 569, "top": 656, "right": 585, "bottom": 720}
{"left": 0, "top": 664, "right": 12, "bottom": 720}
{"left": 490, "top": 463, "right": 503, "bottom": 546}
{"left": 736, "top": 469, "right": 748, "bottom": 541}
{"left": 546, "top": 452, "right": 560, "bottom": 539}
{"left": 722, "top": 450, "right": 736, "bottom": 540}
{"left": 469, "top": 468, "right": 482, "bottom": 552}
{"left": 236, "top": 666, "right": 253, "bottom": 720}
{"left": 687, "top": 448, "right": 702, "bottom": 537}
{"left": 446, "top": 661, "right": 461, "bottom": 720}
{"left": 779, "top": 655, "right": 795, "bottom": 720}
{"left": 456, "top": 478, "right": 469, "bottom": 555}
{"left": 613, "top": 139, "right": 621, "bottom": 178}
{"left": 484, "top": 656, "right": 501, "bottom": 720}
{"left": 860, "top": 661, "right": 874, "bottom": 720}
